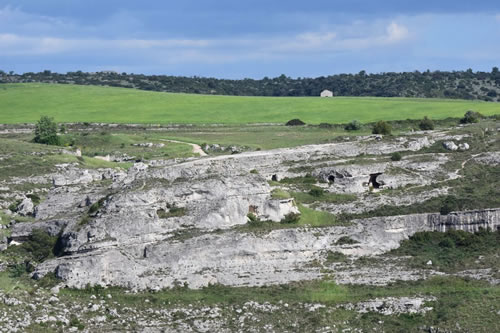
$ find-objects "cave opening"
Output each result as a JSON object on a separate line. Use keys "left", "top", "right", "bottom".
{"left": 271, "top": 174, "right": 278, "bottom": 181}
{"left": 328, "top": 175, "right": 335, "bottom": 183}
{"left": 368, "top": 173, "right": 383, "bottom": 189}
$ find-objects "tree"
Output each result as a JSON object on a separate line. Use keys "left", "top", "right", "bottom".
{"left": 419, "top": 116, "right": 435, "bottom": 130}
{"left": 345, "top": 120, "right": 362, "bottom": 131}
{"left": 372, "top": 121, "right": 392, "bottom": 135}
{"left": 460, "top": 110, "right": 482, "bottom": 124}
{"left": 34, "top": 116, "right": 61, "bottom": 145}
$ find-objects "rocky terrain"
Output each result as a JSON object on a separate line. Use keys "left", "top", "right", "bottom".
{"left": 0, "top": 120, "right": 499, "bottom": 332}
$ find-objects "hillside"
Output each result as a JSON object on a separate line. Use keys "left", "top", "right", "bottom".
{"left": 1, "top": 68, "right": 500, "bottom": 100}
{"left": 0, "top": 83, "right": 498, "bottom": 124}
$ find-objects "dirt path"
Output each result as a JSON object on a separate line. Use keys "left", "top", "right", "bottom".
{"left": 160, "top": 139, "right": 207, "bottom": 156}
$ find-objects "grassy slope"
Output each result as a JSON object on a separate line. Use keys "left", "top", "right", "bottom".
{"left": 0, "top": 83, "right": 499, "bottom": 124}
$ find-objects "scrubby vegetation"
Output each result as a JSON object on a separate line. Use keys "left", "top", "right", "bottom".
{"left": 390, "top": 229, "right": 500, "bottom": 272}
{"left": 344, "top": 120, "right": 362, "bottom": 131}
{"left": 418, "top": 116, "right": 435, "bottom": 130}
{"left": 157, "top": 205, "right": 186, "bottom": 219}
{"left": 3, "top": 229, "right": 59, "bottom": 264}
{"left": 372, "top": 120, "right": 392, "bottom": 135}
{"left": 461, "top": 110, "right": 483, "bottom": 124}
{"left": 2, "top": 68, "right": 500, "bottom": 100}
{"left": 0, "top": 90, "right": 498, "bottom": 332}
{"left": 341, "top": 163, "right": 500, "bottom": 221}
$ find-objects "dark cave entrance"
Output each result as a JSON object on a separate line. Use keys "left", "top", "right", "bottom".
{"left": 368, "top": 173, "right": 383, "bottom": 189}
{"left": 271, "top": 174, "right": 278, "bottom": 181}
{"left": 328, "top": 175, "right": 335, "bottom": 184}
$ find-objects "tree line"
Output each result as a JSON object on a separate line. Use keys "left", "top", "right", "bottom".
{"left": 1, "top": 68, "right": 499, "bottom": 101}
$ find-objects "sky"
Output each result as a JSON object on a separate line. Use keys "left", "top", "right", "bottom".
{"left": 0, "top": 0, "right": 499, "bottom": 78}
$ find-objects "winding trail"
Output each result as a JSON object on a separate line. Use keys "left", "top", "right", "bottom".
{"left": 160, "top": 139, "right": 208, "bottom": 156}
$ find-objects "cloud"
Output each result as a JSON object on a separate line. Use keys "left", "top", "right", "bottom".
{"left": 0, "top": 17, "right": 411, "bottom": 63}
{"left": 0, "top": 6, "right": 75, "bottom": 35}
{"left": 386, "top": 22, "right": 409, "bottom": 42}
{"left": 270, "top": 21, "right": 409, "bottom": 53}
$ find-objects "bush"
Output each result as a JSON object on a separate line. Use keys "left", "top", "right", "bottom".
{"left": 336, "top": 236, "right": 359, "bottom": 245}
{"left": 390, "top": 152, "right": 402, "bottom": 161}
{"left": 440, "top": 196, "right": 460, "bottom": 215}
{"left": 285, "top": 119, "right": 306, "bottom": 126}
{"left": 419, "top": 116, "right": 435, "bottom": 130}
{"left": 34, "top": 116, "right": 61, "bottom": 145}
{"left": 460, "top": 110, "right": 483, "bottom": 124}
{"left": 246, "top": 213, "right": 264, "bottom": 227}
{"left": 308, "top": 186, "right": 324, "bottom": 197}
{"left": 319, "top": 123, "right": 333, "bottom": 129}
{"left": 5, "top": 229, "right": 58, "bottom": 263}
{"left": 344, "top": 120, "right": 362, "bottom": 131}
{"left": 372, "top": 121, "right": 392, "bottom": 135}
{"left": 280, "top": 212, "right": 301, "bottom": 224}
{"left": 8, "top": 200, "right": 21, "bottom": 212}
{"left": 26, "top": 194, "right": 41, "bottom": 205}
{"left": 59, "top": 123, "right": 67, "bottom": 134}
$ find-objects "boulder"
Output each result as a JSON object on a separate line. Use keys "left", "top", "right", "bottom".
{"left": 16, "top": 197, "right": 34, "bottom": 216}
{"left": 443, "top": 141, "right": 458, "bottom": 151}
{"left": 458, "top": 143, "right": 470, "bottom": 151}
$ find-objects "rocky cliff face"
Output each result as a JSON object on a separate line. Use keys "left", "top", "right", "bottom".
{"left": 4, "top": 131, "right": 498, "bottom": 290}
{"left": 31, "top": 207, "right": 500, "bottom": 290}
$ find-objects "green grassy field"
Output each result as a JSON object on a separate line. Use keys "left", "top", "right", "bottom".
{"left": 0, "top": 83, "right": 498, "bottom": 124}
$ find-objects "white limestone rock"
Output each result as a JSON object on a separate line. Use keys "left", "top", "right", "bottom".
{"left": 443, "top": 141, "right": 458, "bottom": 151}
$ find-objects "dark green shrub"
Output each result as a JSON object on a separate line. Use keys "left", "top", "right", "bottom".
{"left": 8, "top": 262, "right": 29, "bottom": 278}
{"left": 319, "top": 123, "right": 333, "bottom": 129}
{"left": 69, "top": 316, "right": 85, "bottom": 331}
{"left": 34, "top": 116, "right": 61, "bottom": 145}
{"left": 5, "top": 229, "right": 58, "bottom": 263}
{"left": 460, "top": 110, "right": 483, "bottom": 124}
{"left": 336, "top": 236, "right": 359, "bottom": 245}
{"left": 391, "top": 229, "right": 500, "bottom": 271}
{"left": 308, "top": 186, "right": 325, "bottom": 197}
{"left": 279, "top": 174, "right": 317, "bottom": 185}
{"left": 285, "top": 119, "right": 306, "bottom": 126}
{"left": 280, "top": 212, "right": 301, "bottom": 224}
{"left": 440, "top": 196, "right": 459, "bottom": 215}
{"left": 88, "top": 196, "right": 109, "bottom": 215}
{"left": 419, "top": 116, "right": 435, "bottom": 130}
{"left": 345, "top": 120, "right": 362, "bottom": 131}
{"left": 247, "top": 213, "right": 258, "bottom": 222}
{"left": 8, "top": 199, "right": 21, "bottom": 212}
{"left": 246, "top": 213, "right": 265, "bottom": 227}
{"left": 372, "top": 121, "right": 392, "bottom": 135}
{"left": 157, "top": 204, "right": 186, "bottom": 219}
{"left": 26, "top": 194, "right": 41, "bottom": 205}
{"left": 390, "top": 152, "right": 402, "bottom": 161}
{"left": 438, "top": 237, "right": 455, "bottom": 248}
{"left": 325, "top": 251, "right": 348, "bottom": 264}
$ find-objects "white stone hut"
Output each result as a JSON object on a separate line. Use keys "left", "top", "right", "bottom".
{"left": 320, "top": 89, "right": 333, "bottom": 97}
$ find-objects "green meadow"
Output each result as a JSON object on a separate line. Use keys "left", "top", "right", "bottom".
{"left": 0, "top": 83, "right": 499, "bottom": 124}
